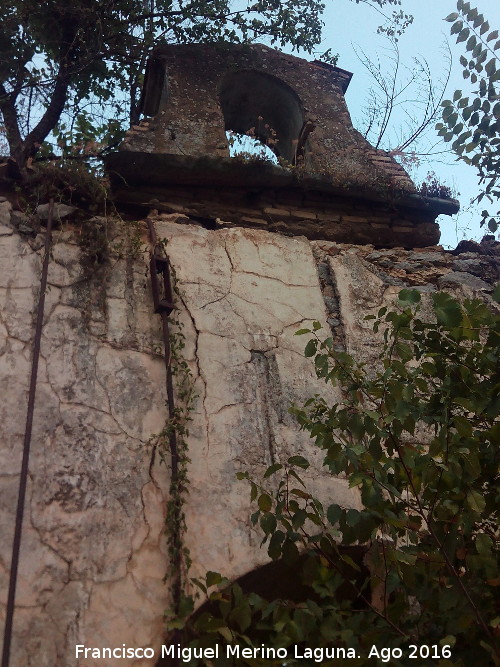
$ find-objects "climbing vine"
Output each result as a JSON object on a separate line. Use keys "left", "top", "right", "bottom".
{"left": 149, "top": 254, "right": 197, "bottom": 624}
{"left": 166, "top": 299, "right": 195, "bottom": 597}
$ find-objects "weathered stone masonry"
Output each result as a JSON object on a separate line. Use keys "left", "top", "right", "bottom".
{"left": 109, "top": 43, "right": 459, "bottom": 250}
{"left": 1, "top": 42, "right": 499, "bottom": 666}
{"left": 1, "top": 198, "right": 498, "bottom": 666}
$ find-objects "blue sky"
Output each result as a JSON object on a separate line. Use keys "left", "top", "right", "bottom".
{"left": 315, "top": 0, "right": 500, "bottom": 248}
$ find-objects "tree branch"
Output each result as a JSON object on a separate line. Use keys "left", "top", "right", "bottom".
{"left": 0, "top": 83, "right": 24, "bottom": 164}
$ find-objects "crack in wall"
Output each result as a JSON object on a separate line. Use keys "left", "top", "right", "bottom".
{"left": 134, "top": 445, "right": 165, "bottom": 555}
{"left": 249, "top": 350, "right": 286, "bottom": 465}
{"left": 4, "top": 215, "right": 429, "bottom": 663}
{"left": 230, "top": 267, "right": 314, "bottom": 288}
{"left": 173, "top": 287, "right": 207, "bottom": 451}
{"left": 123, "top": 254, "right": 139, "bottom": 346}
{"left": 199, "top": 291, "right": 230, "bottom": 309}
{"left": 0, "top": 206, "right": 174, "bottom": 662}
{"left": 313, "top": 253, "right": 346, "bottom": 353}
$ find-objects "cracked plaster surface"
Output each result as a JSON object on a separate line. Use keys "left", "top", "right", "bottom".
{"left": 2, "top": 203, "right": 475, "bottom": 665}
{"left": 153, "top": 222, "right": 361, "bottom": 585}
{"left": 0, "top": 201, "right": 169, "bottom": 666}
{"left": 313, "top": 242, "right": 495, "bottom": 371}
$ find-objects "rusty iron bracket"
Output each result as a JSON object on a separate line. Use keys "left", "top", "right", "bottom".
{"left": 150, "top": 253, "right": 175, "bottom": 315}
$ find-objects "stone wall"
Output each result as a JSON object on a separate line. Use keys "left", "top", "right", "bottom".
{"left": 123, "top": 44, "right": 379, "bottom": 183}
{"left": 110, "top": 41, "right": 460, "bottom": 251}
{"left": 107, "top": 152, "right": 462, "bottom": 252}
{"left": 0, "top": 199, "right": 169, "bottom": 666}
{"left": 0, "top": 197, "right": 498, "bottom": 665}
{"left": 110, "top": 166, "right": 450, "bottom": 249}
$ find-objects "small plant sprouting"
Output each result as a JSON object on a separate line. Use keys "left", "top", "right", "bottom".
{"left": 418, "top": 171, "right": 455, "bottom": 199}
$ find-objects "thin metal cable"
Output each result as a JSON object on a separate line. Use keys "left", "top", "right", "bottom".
{"left": 2, "top": 200, "right": 54, "bottom": 667}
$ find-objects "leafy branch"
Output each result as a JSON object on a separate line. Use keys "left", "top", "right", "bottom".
{"left": 437, "top": 1, "right": 500, "bottom": 232}
{"left": 177, "top": 289, "right": 499, "bottom": 666}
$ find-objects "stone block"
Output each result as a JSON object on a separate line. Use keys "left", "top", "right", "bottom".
{"left": 438, "top": 271, "right": 491, "bottom": 291}
{"left": 263, "top": 207, "right": 291, "bottom": 217}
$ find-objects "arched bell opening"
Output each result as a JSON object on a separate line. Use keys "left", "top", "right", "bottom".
{"left": 219, "top": 69, "right": 304, "bottom": 165}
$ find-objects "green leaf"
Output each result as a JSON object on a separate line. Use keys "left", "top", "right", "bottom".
{"left": 453, "top": 415, "right": 473, "bottom": 437}
{"left": 485, "top": 58, "right": 497, "bottom": 76}
{"left": 440, "top": 635, "right": 456, "bottom": 648}
{"left": 345, "top": 509, "right": 359, "bottom": 526}
{"left": 260, "top": 512, "right": 277, "bottom": 534}
{"left": 394, "top": 550, "right": 417, "bottom": 565}
{"left": 250, "top": 482, "right": 258, "bottom": 502}
{"left": 288, "top": 455, "right": 310, "bottom": 469}
{"left": 179, "top": 595, "right": 194, "bottom": 618}
{"left": 432, "top": 292, "right": 462, "bottom": 327}
{"left": 291, "top": 488, "right": 311, "bottom": 500}
{"left": 206, "top": 571, "right": 223, "bottom": 587}
{"left": 268, "top": 530, "right": 285, "bottom": 560}
{"left": 467, "top": 489, "right": 486, "bottom": 513}
{"left": 394, "top": 341, "right": 413, "bottom": 362}
{"left": 217, "top": 626, "right": 233, "bottom": 643}
{"left": 466, "top": 35, "right": 477, "bottom": 51}
{"left": 480, "top": 20, "right": 490, "bottom": 35}
{"left": 398, "top": 288, "right": 421, "bottom": 305}
{"left": 473, "top": 13, "right": 485, "bottom": 29}
{"left": 304, "top": 339, "right": 318, "bottom": 357}
{"left": 258, "top": 494, "right": 272, "bottom": 512}
{"left": 327, "top": 504, "right": 342, "bottom": 525}
{"left": 191, "top": 577, "right": 207, "bottom": 594}
{"left": 263, "top": 463, "right": 283, "bottom": 478}
{"left": 340, "top": 553, "right": 360, "bottom": 572}
{"left": 476, "top": 533, "right": 493, "bottom": 556}
{"left": 229, "top": 602, "right": 251, "bottom": 632}
{"left": 292, "top": 509, "right": 308, "bottom": 529}
{"left": 307, "top": 512, "right": 322, "bottom": 526}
